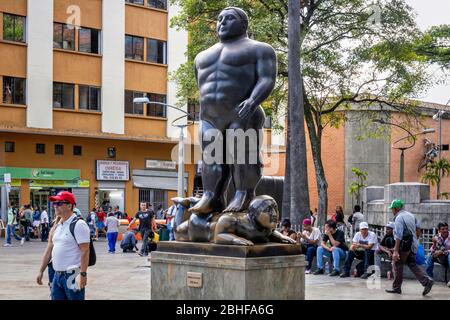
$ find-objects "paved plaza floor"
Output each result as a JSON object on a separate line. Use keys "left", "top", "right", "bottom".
{"left": 0, "top": 240, "right": 448, "bottom": 300}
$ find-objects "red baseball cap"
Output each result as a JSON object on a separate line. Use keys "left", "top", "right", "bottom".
{"left": 49, "top": 191, "right": 76, "bottom": 205}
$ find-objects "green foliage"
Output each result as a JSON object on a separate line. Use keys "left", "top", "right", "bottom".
{"left": 421, "top": 158, "right": 450, "bottom": 199}
{"left": 348, "top": 167, "right": 368, "bottom": 205}
{"left": 414, "top": 25, "right": 450, "bottom": 69}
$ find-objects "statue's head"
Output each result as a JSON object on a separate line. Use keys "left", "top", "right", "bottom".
{"left": 216, "top": 7, "right": 248, "bottom": 41}
{"left": 248, "top": 195, "right": 279, "bottom": 231}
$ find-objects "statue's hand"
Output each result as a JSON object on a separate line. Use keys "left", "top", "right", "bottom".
{"left": 238, "top": 99, "right": 256, "bottom": 119}
{"left": 282, "top": 236, "right": 297, "bottom": 244}
{"left": 234, "top": 238, "right": 254, "bottom": 246}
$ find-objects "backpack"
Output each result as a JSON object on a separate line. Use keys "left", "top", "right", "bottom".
{"left": 69, "top": 218, "right": 96, "bottom": 266}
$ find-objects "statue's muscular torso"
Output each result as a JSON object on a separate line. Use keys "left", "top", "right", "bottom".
{"left": 195, "top": 37, "right": 270, "bottom": 128}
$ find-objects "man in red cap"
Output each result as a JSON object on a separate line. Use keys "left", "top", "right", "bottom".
{"left": 36, "top": 191, "right": 91, "bottom": 300}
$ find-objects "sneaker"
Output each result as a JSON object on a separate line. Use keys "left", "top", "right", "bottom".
{"left": 3, "top": 243, "right": 11, "bottom": 247}
{"left": 422, "top": 279, "right": 434, "bottom": 296}
{"left": 305, "top": 269, "right": 311, "bottom": 274}
{"left": 360, "top": 273, "right": 371, "bottom": 279}
{"left": 313, "top": 269, "right": 324, "bottom": 275}
{"left": 329, "top": 270, "right": 340, "bottom": 277}
{"left": 20, "top": 238, "right": 24, "bottom": 246}
{"left": 340, "top": 273, "right": 350, "bottom": 278}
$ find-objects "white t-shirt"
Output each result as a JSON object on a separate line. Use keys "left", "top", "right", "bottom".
{"left": 52, "top": 214, "right": 90, "bottom": 271}
{"left": 40, "top": 210, "right": 48, "bottom": 224}
{"left": 301, "top": 227, "right": 321, "bottom": 243}
{"left": 89, "top": 212, "right": 96, "bottom": 226}
{"left": 352, "top": 231, "right": 378, "bottom": 251}
{"left": 106, "top": 216, "right": 120, "bottom": 233}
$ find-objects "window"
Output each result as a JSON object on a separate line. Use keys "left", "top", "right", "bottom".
{"left": 79, "top": 28, "right": 101, "bottom": 54}
{"left": 2, "top": 77, "right": 26, "bottom": 105}
{"left": 125, "top": 35, "right": 144, "bottom": 61}
{"left": 3, "top": 14, "right": 26, "bottom": 42}
{"left": 55, "top": 144, "right": 64, "bottom": 155}
{"left": 79, "top": 85, "right": 101, "bottom": 111}
{"left": 73, "top": 146, "right": 82, "bottom": 156}
{"left": 188, "top": 101, "right": 200, "bottom": 121}
{"left": 147, "top": 39, "right": 167, "bottom": 64}
{"left": 138, "top": 188, "right": 167, "bottom": 210}
{"left": 126, "top": 0, "right": 144, "bottom": 4}
{"left": 36, "top": 144, "right": 45, "bottom": 154}
{"left": 53, "top": 23, "right": 75, "bottom": 50}
{"left": 53, "top": 83, "right": 75, "bottom": 109}
{"left": 5, "top": 142, "right": 15, "bottom": 153}
{"left": 148, "top": 0, "right": 167, "bottom": 10}
{"left": 125, "top": 90, "right": 145, "bottom": 115}
{"left": 147, "top": 94, "right": 166, "bottom": 118}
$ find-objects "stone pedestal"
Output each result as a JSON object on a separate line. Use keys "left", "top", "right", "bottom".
{"left": 151, "top": 242, "right": 306, "bottom": 300}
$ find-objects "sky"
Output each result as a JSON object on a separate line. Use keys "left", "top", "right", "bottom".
{"left": 405, "top": 0, "right": 450, "bottom": 105}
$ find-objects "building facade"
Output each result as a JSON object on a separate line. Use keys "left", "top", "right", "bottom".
{"left": 0, "top": 0, "right": 194, "bottom": 217}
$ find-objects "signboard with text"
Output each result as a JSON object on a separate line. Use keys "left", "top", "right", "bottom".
{"left": 145, "top": 159, "right": 176, "bottom": 170}
{"left": 96, "top": 161, "right": 130, "bottom": 181}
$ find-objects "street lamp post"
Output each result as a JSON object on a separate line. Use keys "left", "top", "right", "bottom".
{"left": 133, "top": 98, "right": 195, "bottom": 197}
{"left": 372, "top": 119, "right": 435, "bottom": 182}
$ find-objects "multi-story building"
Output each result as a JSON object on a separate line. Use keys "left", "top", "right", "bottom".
{"left": 0, "top": 0, "right": 194, "bottom": 217}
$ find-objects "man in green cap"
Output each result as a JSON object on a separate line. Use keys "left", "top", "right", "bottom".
{"left": 386, "top": 199, "right": 434, "bottom": 296}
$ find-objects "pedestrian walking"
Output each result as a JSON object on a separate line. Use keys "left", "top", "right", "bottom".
{"left": 40, "top": 206, "right": 49, "bottom": 242}
{"left": 36, "top": 191, "right": 91, "bottom": 300}
{"left": 21, "top": 204, "right": 33, "bottom": 241}
{"left": 385, "top": 199, "right": 434, "bottom": 296}
{"left": 96, "top": 207, "right": 106, "bottom": 238}
{"left": 106, "top": 212, "right": 120, "bottom": 253}
{"left": 3, "top": 203, "right": 24, "bottom": 247}
{"left": 128, "top": 202, "right": 155, "bottom": 257}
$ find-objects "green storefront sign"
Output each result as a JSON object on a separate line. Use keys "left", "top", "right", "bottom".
{"left": 0, "top": 167, "right": 81, "bottom": 181}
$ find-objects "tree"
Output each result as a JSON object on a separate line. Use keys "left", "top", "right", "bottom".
{"left": 421, "top": 158, "right": 450, "bottom": 199}
{"left": 414, "top": 25, "right": 450, "bottom": 69}
{"left": 348, "top": 167, "right": 368, "bottom": 206}
{"left": 284, "top": 0, "right": 310, "bottom": 224}
{"left": 171, "top": 0, "right": 431, "bottom": 227}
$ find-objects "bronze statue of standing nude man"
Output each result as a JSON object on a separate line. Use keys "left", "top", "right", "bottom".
{"left": 190, "top": 7, "right": 277, "bottom": 215}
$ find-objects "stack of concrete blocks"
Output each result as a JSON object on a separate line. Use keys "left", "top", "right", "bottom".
{"left": 363, "top": 182, "right": 450, "bottom": 282}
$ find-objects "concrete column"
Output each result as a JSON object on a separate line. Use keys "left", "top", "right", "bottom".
{"left": 26, "top": 0, "right": 53, "bottom": 129}
{"left": 102, "top": 0, "right": 125, "bottom": 134}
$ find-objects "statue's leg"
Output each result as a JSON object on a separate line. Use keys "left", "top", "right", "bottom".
{"left": 224, "top": 107, "right": 265, "bottom": 212}
{"left": 190, "top": 120, "right": 229, "bottom": 214}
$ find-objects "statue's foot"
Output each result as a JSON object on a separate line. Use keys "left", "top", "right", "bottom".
{"left": 224, "top": 190, "right": 253, "bottom": 212}
{"left": 189, "top": 191, "right": 215, "bottom": 214}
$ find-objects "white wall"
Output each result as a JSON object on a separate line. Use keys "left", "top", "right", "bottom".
{"left": 166, "top": 3, "right": 189, "bottom": 139}
{"left": 101, "top": 0, "right": 125, "bottom": 134}
{"left": 26, "top": 0, "right": 53, "bottom": 129}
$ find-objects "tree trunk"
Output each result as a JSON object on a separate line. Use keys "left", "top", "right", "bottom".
{"left": 304, "top": 100, "right": 328, "bottom": 227}
{"left": 288, "top": 0, "right": 310, "bottom": 226}
{"left": 282, "top": 117, "right": 291, "bottom": 220}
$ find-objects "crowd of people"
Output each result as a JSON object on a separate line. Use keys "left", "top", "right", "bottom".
{"left": 280, "top": 199, "right": 450, "bottom": 295}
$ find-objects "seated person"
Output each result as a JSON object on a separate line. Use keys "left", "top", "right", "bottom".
{"left": 376, "top": 222, "right": 395, "bottom": 266}
{"left": 280, "top": 219, "right": 297, "bottom": 241}
{"left": 340, "top": 222, "right": 378, "bottom": 279}
{"left": 314, "top": 220, "right": 348, "bottom": 276}
{"left": 426, "top": 222, "right": 450, "bottom": 285}
{"left": 299, "top": 218, "right": 321, "bottom": 274}
{"left": 120, "top": 229, "right": 139, "bottom": 253}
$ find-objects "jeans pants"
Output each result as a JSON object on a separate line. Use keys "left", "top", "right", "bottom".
{"left": 317, "top": 246, "right": 347, "bottom": 272}
{"left": 393, "top": 251, "right": 430, "bottom": 290}
{"left": 301, "top": 244, "right": 318, "bottom": 270}
{"left": 425, "top": 253, "right": 450, "bottom": 278}
{"left": 343, "top": 249, "right": 375, "bottom": 275}
{"left": 140, "top": 229, "right": 152, "bottom": 255}
{"left": 51, "top": 271, "right": 85, "bottom": 300}
{"left": 6, "top": 225, "right": 22, "bottom": 244}
{"left": 107, "top": 232, "right": 118, "bottom": 252}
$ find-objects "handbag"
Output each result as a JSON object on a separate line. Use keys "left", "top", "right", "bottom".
{"left": 399, "top": 218, "right": 413, "bottom": 252}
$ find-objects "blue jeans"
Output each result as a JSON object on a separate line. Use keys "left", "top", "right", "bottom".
{"left": 51, "top": 271, "right": 85, "bottom": 300}
{"left": 301, "top": 244, "right": 318, "bottom": 270}
{"left": 425, "top": 252, "right": 450, "bottom": 278}
{"left": 107, "top": 232, "right": 118, "bottom": 252}
{"left": 316, "top": 246, "right": 347, "bottom": 272}
{"left": 6, "top": 225, "right": 22, "bottom": 244}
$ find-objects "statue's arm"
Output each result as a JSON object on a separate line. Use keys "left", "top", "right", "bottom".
{"left": 247, "top": 45, "right": 277, "bottom": 107}
{"left": 270, "top": 230, "right": 297, "bottom": 244}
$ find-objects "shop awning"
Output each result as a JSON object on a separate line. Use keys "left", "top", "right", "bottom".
{"left": 132, "top": 169, "right": 188, "bottom": 191}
